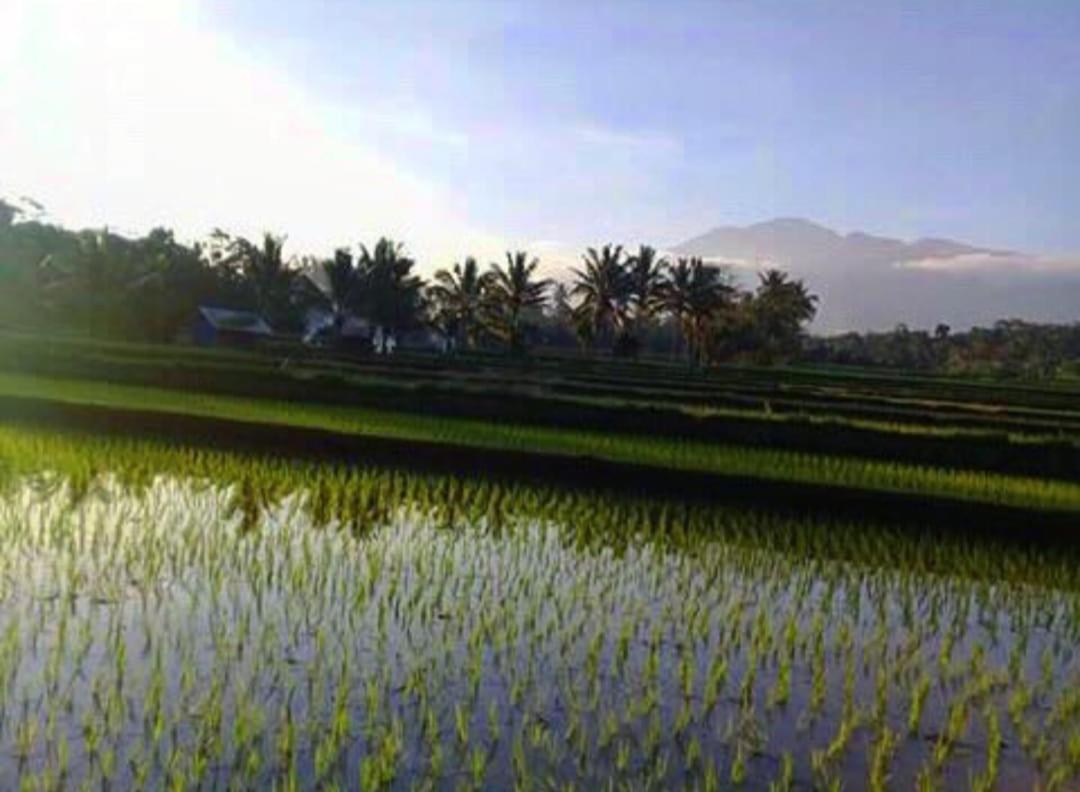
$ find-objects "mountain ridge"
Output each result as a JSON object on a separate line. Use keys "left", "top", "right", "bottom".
{"left": 673, "top": 218, "right": 1012, "bottom": 271}
{"left": 671, "top": 218, "right": 1078, "bottom": 333}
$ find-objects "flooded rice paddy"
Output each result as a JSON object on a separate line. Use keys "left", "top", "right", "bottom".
{"left": 0, "top": 434, "right": 1077, "bottom": 789}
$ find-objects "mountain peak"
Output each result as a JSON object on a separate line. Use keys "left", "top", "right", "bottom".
{"left": 750, "top": 217, "right": 834, "bottom": 233}
{"left": 674, "top": 219, "right": 997, "bottom": 265}
{"left": 674, "top": 217, "right": 845, "bottom": 267}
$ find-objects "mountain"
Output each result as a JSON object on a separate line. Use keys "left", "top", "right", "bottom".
{"left": 672, "top": 218, "right": 1080, "bottom": 333}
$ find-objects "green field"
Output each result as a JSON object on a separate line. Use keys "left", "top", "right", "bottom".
{"left": 3, "top": 369, "right": 1080, "bottom": 514}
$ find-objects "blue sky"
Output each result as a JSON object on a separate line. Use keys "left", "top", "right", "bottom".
{"left": 205, "top": 0, "right": 1080, "bottom": 252}
{"left": 2, "top": 0, "right": 1078, "bottom": 265}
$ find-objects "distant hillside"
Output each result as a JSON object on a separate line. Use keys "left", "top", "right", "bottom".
{"left": 673, "top": 218, "right": 1080, "bottom": 333}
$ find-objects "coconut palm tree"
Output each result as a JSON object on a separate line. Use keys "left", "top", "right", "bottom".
{"left": 428, "top": 256, "right": 484, "bottom": 350}
{"left": 209, "top": 230, "right": 296, "bottom": 327}
{"left": 357, "top": 238, "right": 425, "bottom": 346}
{"left": 660, "top": 257, "right": 693, "bottom": 360}
{"left": 301, "top": 247, "right": 366, "bottom": 341}
{"left": 624, "top": 244, "right": 668, "bottom": 355}
{"left": 750, "top": 268, "right": 818, "bottom": 361}
{"left": 570, "top": 244, "right": 628, "bottom": 352}
{"left": 131, "top": 228, "right": 230, "bottom": 342}
{"left": 661, "top": 257, "right": 734, "bottom": 366}
{"left": 545, "top": 281, "right": 585, "bottom": 349}
{"left": 483, "top": 251, "right": 550, "bottom": 355}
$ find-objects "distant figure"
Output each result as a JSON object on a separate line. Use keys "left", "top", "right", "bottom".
{"left": 372, "top": 326, "right": 397, "bottom": 355}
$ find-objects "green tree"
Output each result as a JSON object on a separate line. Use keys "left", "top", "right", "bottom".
{"left": 544, "top": 281, "right": 583, "bottom": 349}
{"left": 3, "top": 212, "right": 224, "bottom": 339}
{"left": 483, "top": 251, "right": 550, "bottom": 355}
{"left": 357, "top": 238, "right": 426, "bottom": 339}
{"left": 209, "top": 231, "right": 297, "bottom": 329}
{"left": 38, "top": 229, "right": 146, "bottom": 336}
{"left": 661, "top": 257, "right": 733, "bottom": 366}
{"left": 130, "top": 228, "right": 228, "bottom": 342}
{"left": 427, "top": 256, "right": 484, "bottom": 350}
{"left": 571, "top": 244, "right": 628, "bottom": 352}
{"left": 624, "top": 245, "right": 668, "bottom": 356}
{"left": 749, "top": 269, "right": 818, "bottom": 362}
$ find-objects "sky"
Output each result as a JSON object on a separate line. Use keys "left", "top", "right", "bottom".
{"left": 1, "top": 0, "right": 1078, "bottom": 272}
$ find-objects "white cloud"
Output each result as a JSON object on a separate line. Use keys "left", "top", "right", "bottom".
{"left": 894, "top": 253, "right": 1080, "bottom": 273}
{"left": 572, "top": 124, "right": 681, "bottom": 155}
{"left": 0, "top": 0, "right": 504, "bottom": 268}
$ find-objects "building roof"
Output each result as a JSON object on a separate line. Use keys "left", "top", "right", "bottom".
{"left": 197, "top": 306, "right": 273, "bottom": 335}
{"left": 303, "top": 309, "right": 372, "bottom": 340}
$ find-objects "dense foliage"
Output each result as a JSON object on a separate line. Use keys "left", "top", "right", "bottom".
{"left": 1, "top": 199, "right": 819, "bottom": 362}
{"left": 807, "top": 320, "right": 1080, "bottom": 381}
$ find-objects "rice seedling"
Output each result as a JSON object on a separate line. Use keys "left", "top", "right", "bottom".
{"left": 908, "top": 670, "right": 932, "bottom": 735}
{"left": 869, "top": 726, "right": 898, "bottom": 792}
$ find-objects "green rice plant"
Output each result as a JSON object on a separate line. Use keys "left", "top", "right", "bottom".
{"left": 768, "top": 752, "right": 794, "bottom": 792}
{"left": 685, "top": 735, "right": 702, "bottom": 770}
{"left": 679, "top": 647, "right": 696, "bottom": 700}
{"left": 703, "top": 760, "right": 719, "bottom": 792}
{"left": 908, "top": 671, "right": 932, "bottom": 735}
{"left": 769, "top": 655, "right": 792, "bottom": 709}
{"left": 13, "top": 717, "right": 37, "bottom": 763}
{"left": 971, "top": 706, "right": 1001, "bottom": 792}
{"left": 469, "top": 746, "right": 488, "bottom": 787}
{"left": 703, "top": 655, "right": 728, "bottom": 716}
{"left": 730, "top": 744, "right": 747, "bottom": 786}
{"left": 1008, "top": 681, "right": 1033, "bottom": 730}
{"left": 455, "top": 703, "right": 471, "bottom": 748}
{"left": 614, "top": 739, "right": 630, "bottom": 773}
{"left": 933, "top": 696, "right": 969, "bottom": 770}
{"left": 825, "top": 709, "right": 860, "bottom": 766}
{"left": 868, "top": 726, "right": 897, "bottom": 792}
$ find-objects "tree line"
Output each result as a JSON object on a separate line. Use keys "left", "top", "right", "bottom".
{"left": 806, "top": 320, "right": 1080, "bottom": 380}
{"left": 0, "top": 200, "right": 820, "bottom": 365}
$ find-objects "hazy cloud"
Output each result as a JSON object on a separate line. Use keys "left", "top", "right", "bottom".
{"left": 895, "top": 253, "right": 1080, "bottom": 273}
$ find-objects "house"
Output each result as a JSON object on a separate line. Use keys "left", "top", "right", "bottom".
{"left": 303, "top": 309, "right": 373, "bottom": 350}
{"left": 370, "top": 326, "right": 445, "bottom": 354}
{"left": 396, "top": 327, "right": 447, "bottom": 353}
{"left": 192, "top": 306, "right": 274, "bottom": 348}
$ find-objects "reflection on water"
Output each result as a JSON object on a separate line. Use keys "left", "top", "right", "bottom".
{"left": 0, "top": 473, "right": 1077, "bottom": 790}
